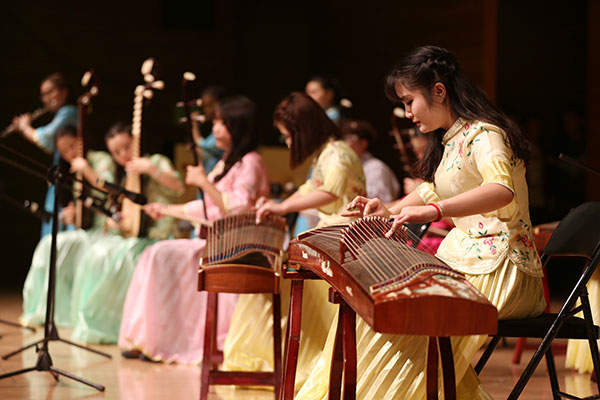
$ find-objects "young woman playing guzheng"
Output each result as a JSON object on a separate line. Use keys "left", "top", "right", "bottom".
{"left": 118, "top": 96, "right": 270, "bottom": 363}
{"left": 296, "top": 46, "right": 547, "bottom": 399}
{"left": 222, "top": 92, "right": 366, "bottom": 391}
{"left": 68, "top": 123, "right": 184, "bottom": 344}
{"left": 11, "top": 73, "right": 78, "bottom": 238}
{"left": 20, "top": 125, "right": 115, "bottom": 327}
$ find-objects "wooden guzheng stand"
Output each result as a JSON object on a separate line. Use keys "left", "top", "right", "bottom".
{"left": 198, "top": 212, "right": 288, "bottom": 400}
{"left": 283, "top": 216, "right": 498, "bottom": 400}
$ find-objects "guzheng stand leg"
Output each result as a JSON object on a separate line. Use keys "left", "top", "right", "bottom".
{"left": 426, "top": 336, "right": 456, "bottom": 400}
{"left": 328, "top": 289, "right": 356, "bottom": 400}
{"left": 281, "top": 277, "right": 305, "bottom": 400}
{"left": 280, "top": 269, "right": 321, "bottom": 400}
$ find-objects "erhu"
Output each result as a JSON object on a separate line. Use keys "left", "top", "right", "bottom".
{"left": 74, "top": 70, "right": 99, "bottom": 229}
{"left": 120, "top": 58, "right": 164, "bottom": 237}
{"left": 389, "top": 107, "right": 419, "bottom": 176}
{"left": 180, "top": 71, "right": 209, "bottom": 236}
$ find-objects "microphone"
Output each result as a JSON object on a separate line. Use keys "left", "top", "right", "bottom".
{"left": 82, "top": 195, "right": 121, "bottom": 222}
{"left": 96, "top": 179, "right": 147, "bottom": 205}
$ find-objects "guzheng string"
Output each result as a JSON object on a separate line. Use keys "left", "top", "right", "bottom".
{"left": 298, "top": 217, "right": 462, "bottom": 294}
{"left": 203, "top": 211, "right": 286, "bottom": 266}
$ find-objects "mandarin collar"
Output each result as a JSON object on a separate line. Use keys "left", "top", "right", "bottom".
{"left": 441, "top": 118, "right": 467, "bottom": 145}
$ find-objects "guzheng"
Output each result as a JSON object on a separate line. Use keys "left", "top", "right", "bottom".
{"left": 288, "top": 216, "right": 498, "bottom": 336}
{"left": 200, "top": 211, "right": 287, "bottom": 269}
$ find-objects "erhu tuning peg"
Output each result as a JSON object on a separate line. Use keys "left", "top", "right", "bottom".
{"left": 393, "top": 107, "right": 406, "bottom": 118}
{"left": 183, "top": 71, "right": 196, "bottom": 82}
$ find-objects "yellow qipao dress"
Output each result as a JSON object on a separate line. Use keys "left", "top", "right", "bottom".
{"left": 296, "top": 119, "right": 547, "bottom": 399}
{"left": 222, "top": 139, "right": 366, "bottom": 392}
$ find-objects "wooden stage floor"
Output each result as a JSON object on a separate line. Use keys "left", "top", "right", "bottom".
{"left": 0, "top": 292, "right": 598, "bottom": 399}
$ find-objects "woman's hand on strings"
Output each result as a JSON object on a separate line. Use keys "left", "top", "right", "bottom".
{"left": 386, "top": 205, "right": 438, "bottom": 238}
{"left": 343, "top": 196, "right": 391, "bottom": 219}
{"left": 126, "top": 157, "right": 154, "bottom": 175}
{"left": 255, "top": 197, "right": 284, "bottom": 224}
{"left": 186, "top": 164, "right": 207, "bottom": 188}
{"left": 105, "top": 214, "right": 121, "bottom": 231}
{"left": 144, "top": 202, "right": 166, "bottom": 220}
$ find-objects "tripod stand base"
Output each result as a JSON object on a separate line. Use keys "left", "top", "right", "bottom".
{"left": 0, "top": 342, "right": 105, "bottom": 392}
{"left": 0, "top": 319, "right": 36, "bottom": 333}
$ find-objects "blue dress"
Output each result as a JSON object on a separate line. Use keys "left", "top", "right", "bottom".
{"left": 36, "top": 104, "right": 78, "bottom": 238}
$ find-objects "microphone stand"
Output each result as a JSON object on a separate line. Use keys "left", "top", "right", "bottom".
{"left": 559, "top": 153, "right": 600, "bottom": 177}
{"left": 0, "top": 163, "right": 109, "bottom": 392}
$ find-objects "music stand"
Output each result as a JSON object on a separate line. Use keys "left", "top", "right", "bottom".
{"left": 0, "top": 165, "right": 110, "bottom": 392}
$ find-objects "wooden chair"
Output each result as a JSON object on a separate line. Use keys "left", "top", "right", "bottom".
{"left": 197, "top": 213, "right": 287, "bottom": 400}
{"left": 475, "top": 202, "right": 600, "bottom": 400}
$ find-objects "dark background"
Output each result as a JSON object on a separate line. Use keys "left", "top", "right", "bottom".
{"left": 1, "top": 1, "right": 598, "bottom": 295}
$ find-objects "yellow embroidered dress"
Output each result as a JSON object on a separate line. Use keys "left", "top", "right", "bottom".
{"left": 222, "top": 140, "right": 366, "bottom": 391}
{"left": 295, "top": 119, "right": 547, "bottom": 399}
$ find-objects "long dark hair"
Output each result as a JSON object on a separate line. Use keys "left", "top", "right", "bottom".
{"left": 213, "top": 96, "right": 259, "bottom": 182}
{"left": 385, "top": 46, "right": 531, "bottom": 181}
{"left": 104, "top": 122, "right": 132, "bottom": 184}
{"left": 273, "top": 92, "right": 341, "bottom": 168}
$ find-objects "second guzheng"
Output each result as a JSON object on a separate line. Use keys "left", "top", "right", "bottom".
{"left": 288, "top": 216, "right": 498, "bottom": 336}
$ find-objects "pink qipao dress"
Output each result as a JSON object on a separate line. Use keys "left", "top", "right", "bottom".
{"left": 118, "top": 151, "right": 270, "bottom": 363}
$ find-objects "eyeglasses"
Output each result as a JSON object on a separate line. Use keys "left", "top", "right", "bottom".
{"left": 40, "top": 87, "right": 58, "bottom": 100}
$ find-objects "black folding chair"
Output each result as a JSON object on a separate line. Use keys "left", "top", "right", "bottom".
{"left": 475, "top": 202, "right": 600, "bottom": 399}
{"left": 404, "top": 222, "right": 431, "bottom": 248}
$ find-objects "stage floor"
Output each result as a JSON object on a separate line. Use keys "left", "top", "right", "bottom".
{"left": 0, "top": 292, "right": 598, "bottom": 399}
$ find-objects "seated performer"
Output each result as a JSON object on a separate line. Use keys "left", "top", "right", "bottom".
{"left": 12, "top": 73, "right": 78, "bottom": 237}
{"left": 295, "top": 46, "right": 546, "bottom": 399}
{"left": 20, "top": 125, "right": 115, "bottom": 327}
{"left": 192, "top": 85, "right": 227, "bottom": 174}
{"left": 222, "top": 92, "right": 366, "bottom": 391}
{"left": 305, "top": 76, "right": 345, "bottom": 125}
{"left": 293, "top": 76, "right": 349, "bottom": 236}
{"left": 118, "top": 95, "right": 270, "bottom": 363}
{"left": 69, "top": 122, "right": 184, "bottom": 344}
{"left": 341, "top": 119, "right": 400, "bottom": 203}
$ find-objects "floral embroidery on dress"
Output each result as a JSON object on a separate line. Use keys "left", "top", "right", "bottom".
{"left": 483, "top": 237, "right": 497, "bottom": 255}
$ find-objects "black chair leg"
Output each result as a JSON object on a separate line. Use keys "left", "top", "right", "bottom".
{"left": 544, "top": 345, "right": 561, "bottom": 400}
{"left": 508, "top": 326, "right": 561, "bottom": 400}
{"left": 475, "top": 336, "right": 502, "bottom": 375}
{"left": 581, "top": 297, "right": 600, "bottom": 395}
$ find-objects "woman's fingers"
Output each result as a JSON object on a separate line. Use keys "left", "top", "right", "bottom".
{"left": 346, "top": 196, "right": 368, "bottom": 210}
{"left": 341, "top": 210, "right": 363, "bottom": 217}
{"left": 385, "top": 214, "right": 407, "bottom": 238}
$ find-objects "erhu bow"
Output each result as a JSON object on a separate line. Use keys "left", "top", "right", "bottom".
{"left": 120, "top": 58, "right": 164, "bottom": 237}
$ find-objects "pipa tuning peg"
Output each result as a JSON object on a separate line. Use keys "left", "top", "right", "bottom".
{"left": 141, "top": 58, "right": 155, "bottom": 75}
{"left": 151, "top": 80, "right": 165, "bottom": 90}
{"left": 143, "top": 89, "right": 154, "bottom": 99}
